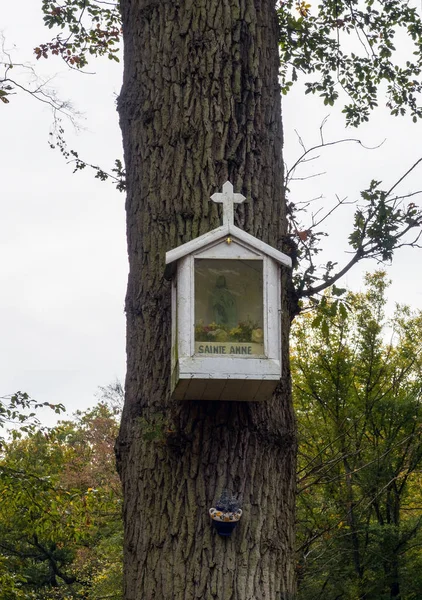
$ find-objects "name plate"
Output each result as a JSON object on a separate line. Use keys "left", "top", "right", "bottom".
{"left": 195, "top": 342, "right": 264, "bottom": 356}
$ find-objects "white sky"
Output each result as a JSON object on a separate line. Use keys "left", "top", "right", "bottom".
{"left": 2, "top": 2, "right": 422, "bottom": 423}
{"left": 2, "top": 2, "right": 126, "bottom": 422}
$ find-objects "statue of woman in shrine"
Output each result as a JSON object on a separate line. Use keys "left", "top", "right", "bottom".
{"left": 210, "top": 275, "right": 237, "bottom": 327}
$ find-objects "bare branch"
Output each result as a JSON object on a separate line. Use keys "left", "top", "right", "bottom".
{"left": 298, "top": 159, "right": 422, "bottom": 299}
{"left": 286, "top": 131, "right": 384, "bottom": 187}
{"left": 385, "top": 156, "right": 422, "bottom": 198}
{"left": 0, "top": 34, "right": 78, "bottom": 124}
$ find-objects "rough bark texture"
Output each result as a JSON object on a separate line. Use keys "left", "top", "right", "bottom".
{"left": 116, "top": 1, "right": 297, "bottom": 598}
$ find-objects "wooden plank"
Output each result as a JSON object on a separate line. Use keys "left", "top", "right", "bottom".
{"left": 172, "top": 378, "right": 190, "bottom": 401}
{"left": 230, "top": 225, "right": 292, "bottom": 267}
{"left": 177, "top": 256, "right": 193, "bottom": 358}
{"left": 183, "top": 378, "right": 208, "bottom": 401}
{"left": 170, "top": 280, "right": 177, "bottom": 375}
{"left": 179, "top": 356, "right": 281, "bottom": 377}
{"left": 165, "top": 219, "right": 292, "bottom": 268}
{"left": 201, "top": 379, "right": 227, "bottom": 401}
{"left": 165, "top": 225, "right": 228, "bottom": 265}
{"left": 195, "top": 239, "right": 261, "bottom": 260}
{"left": 254, "top": 380, "right": 278, "bottom": 402}
{"left": 219, "top": 379, "right": 246, "bottom": 401}
{"left": 240, "top": 379, "right": 262, "bottom": 401}
{"left": 174, "top": 376, "right": 278, "bottom": 402}
{"left": 266, "top": 258, "right": 281, "bottom": 361}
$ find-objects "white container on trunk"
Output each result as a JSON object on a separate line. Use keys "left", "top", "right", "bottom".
{"left": 165, "top": 182, "right": 292, "bottom": 402}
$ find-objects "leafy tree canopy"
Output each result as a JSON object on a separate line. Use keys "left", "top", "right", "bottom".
{"left": 32, "top": 0, "right": 422, "bottom": 127}
{"left": 0, "top": 395, "right": 123, "bottom": 600}
{"left": 293, "top": 272, "right": 422, "bottom": 599}
{"left": 278, "top": 0, "right": 422, "bottom": 125}
{"left": 0, "top": 392, "right": 64, "bottom": 446}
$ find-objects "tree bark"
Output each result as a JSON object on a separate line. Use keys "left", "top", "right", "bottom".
{"left": 116, "top": 1, "right": 296, "bottom": 598}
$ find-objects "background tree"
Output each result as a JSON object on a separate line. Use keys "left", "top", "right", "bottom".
{"left": 293, "top": 273, "right": 422, "bottom": 600}
{"left": 0, "top": 399, "right": 123, "bottom": 600}
{"left": 0, "top": 392, "right": 64, "bottom": 447}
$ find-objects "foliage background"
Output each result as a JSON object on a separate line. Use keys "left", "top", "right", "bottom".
{"left": 2, "top": 277, "right": 422, "bottom": 599}
{"left": 293, "top": 273, "right": 422, "bottom": 600}
{"left": 0, "top": 386, "right": 123, "bottom": 600}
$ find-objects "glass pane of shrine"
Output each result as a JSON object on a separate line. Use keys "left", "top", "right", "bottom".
{"left": 194, "top": 259, "right": 264, "bottom": 356}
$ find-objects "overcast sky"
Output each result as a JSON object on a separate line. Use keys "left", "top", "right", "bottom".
{"left": 2, "top": 2, "right": 422, "bottom": 424}
{"left": 2, "top": 2, "right": 126, "bottom": 423}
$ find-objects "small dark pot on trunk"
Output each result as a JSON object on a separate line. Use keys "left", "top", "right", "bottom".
{"left": 212, "top": 519, "right": 240, "bottom": 536}
{"left": 209, "top": 507, "right": 243, "bottom": 537}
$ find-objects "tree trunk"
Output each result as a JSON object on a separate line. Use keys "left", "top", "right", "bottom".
{"left": 116, "top": 1, "right": 296, "bottom": 599}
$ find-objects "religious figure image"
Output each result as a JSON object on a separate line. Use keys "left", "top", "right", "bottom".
{"left": 210, "top": 275, "right": 237, "bottom": 328}
{"left": 194, "top": 259, "right": 264, "bottom": 352}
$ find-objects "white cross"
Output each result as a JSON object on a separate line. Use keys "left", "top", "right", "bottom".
{"left": 211, "top": 181, "right": 246, "bottom": 226}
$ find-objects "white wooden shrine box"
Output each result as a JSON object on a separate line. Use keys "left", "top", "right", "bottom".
{"left": 165, "top": 182, "right": 292, "bottom": 402}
